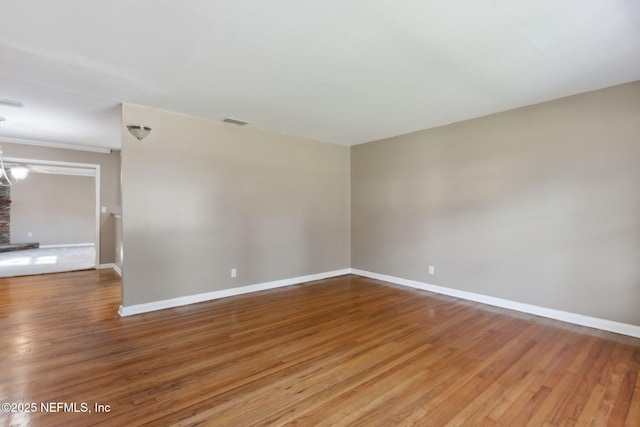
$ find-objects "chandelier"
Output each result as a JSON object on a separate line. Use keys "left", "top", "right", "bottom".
{"left": 0, "top": 117, "right": 29, "bottom": 186}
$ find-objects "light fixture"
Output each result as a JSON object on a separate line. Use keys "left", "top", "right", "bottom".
{"left": 127, "top": 125, "right": 152, "bottom": 141}
{"left": 0, "top": 150, "right": 30, "bottom": 186}
{"left": 0, "top": 117, "right": 29, "bottom": 186}
{"left": 10, "top": 166, "right": 29, "bottom": 180}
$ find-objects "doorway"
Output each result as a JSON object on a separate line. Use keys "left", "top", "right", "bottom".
{"left": 0, "top": 157, "right": 100, "bottom": 277}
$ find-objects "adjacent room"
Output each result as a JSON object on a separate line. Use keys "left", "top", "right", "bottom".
{"left": 0, "top": 163, "right": 97, "bottom": 277}
{"left": 0, "top": 1, "right": 639, "bottom": 425}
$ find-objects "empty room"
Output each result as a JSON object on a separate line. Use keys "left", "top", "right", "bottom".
{"left": 1, "top": 1, "right": 639, "bottom": 426}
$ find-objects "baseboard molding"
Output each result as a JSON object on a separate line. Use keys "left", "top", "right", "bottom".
{"left": 118, "top": 268, "right": 351, "bottom": 317}
{"left": 351, "top": 269, "right": 640, "bottom": 339}
{"left": 40, "top": 243, "right": 95, "bottom": 248}
{"left": 112, "top": 264, "right": 122, "bottom": 277}
{"left": 97, "top": 263, "right": 122, "bottom": 277}
{"left": 97, "top": 263, "right": 114, "bottom": 270}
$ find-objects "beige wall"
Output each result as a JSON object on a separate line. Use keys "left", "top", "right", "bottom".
{"left": 352, "top": 81, "right": 640, "bottom": 326}
{"left": 0, "top": 142, "right": 121, "bottom": 264}
{"left": 121, "top": 104, "right": 350, "bottom": 306}
{"left": 11, "top": 173, "right": 95, "bottom": 245}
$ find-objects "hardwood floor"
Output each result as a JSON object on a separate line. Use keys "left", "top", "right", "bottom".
{"left": 1, "top": 271, "right": 639, "bottom": 426}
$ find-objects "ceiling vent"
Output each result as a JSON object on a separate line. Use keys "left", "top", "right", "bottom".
{"left": 223, "top": 118, "right": 249, "bottom": 126}
{"left": 0, "top": 99, "right": 25, "bottom": 108}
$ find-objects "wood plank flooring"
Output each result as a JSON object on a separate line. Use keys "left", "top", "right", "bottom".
{"left": 1, "top": 271, "right": 639, "bottom": 426}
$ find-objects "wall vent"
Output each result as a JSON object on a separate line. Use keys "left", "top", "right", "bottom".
{"left": 0, "top": 99, "right": 25, "bottom": 108}
{"left": 223, "top": 118, "right": 249, "bottom": 126}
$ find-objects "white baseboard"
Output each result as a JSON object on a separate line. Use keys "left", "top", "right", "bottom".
{"left": 111, "top": 264, "right": 122, "bottom": 277}
{"left": 118, "top": 268, "right": 351, "bottom": 317}
{"left": 97, "top": 263, "right": 113, "bottom": 270}
{"left": 351, "top": 269, "right": 640, "bottom": 339}
{"left": 97, "top": 263, "right": 122, "bottom": 277}
{"left": 40, "top": 243, "right": 95, "bottom": 248}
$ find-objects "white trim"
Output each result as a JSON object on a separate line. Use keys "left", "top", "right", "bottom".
{"left": 28, "top": 166, "right": 95, "bottom": 177}
{"left": 98, "top": 263, "right": 121, "bottom": 277}
{"left": 94, "top": 164, "right": 101, "bottom": 267}
{"left": 3, "top": 157, "right": 101, "bottom": 169}
{"left": 351, "top": 269, "right": 640, "bottom": 339}
{"left": 1, "top": 136, "right": 112, "bottom": 153}
{"left": 40, "top": 243, "right": 95, "bottom": 248}
{"left": 118, "top": 268, "right": 350, "bottom": 317}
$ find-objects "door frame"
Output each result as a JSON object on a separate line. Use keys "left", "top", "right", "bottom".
{"left": 5, "top": 156, "right": 101, "bottom": 267}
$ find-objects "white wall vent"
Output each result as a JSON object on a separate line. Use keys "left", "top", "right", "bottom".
{"left": 223, "top": 118, "right": 249, "bottom": 126}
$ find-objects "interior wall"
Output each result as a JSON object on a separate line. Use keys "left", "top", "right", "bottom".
{"left": 10, "top": 173, "right": 95, "bottom": 245}
{"left": 0, "top": 142, "right": 121, "bottom": 264}
{"left": 121, "top": 104, "right": 350, "bottom": 307}
{"left": 352, "top": 81, "right": 640, "bottom": 326}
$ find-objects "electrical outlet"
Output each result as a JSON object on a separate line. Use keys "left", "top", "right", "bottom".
{"left": 231, "top": 268, "right": 237, "bottom": 278}
{"left": 28, "top": 232, "right": 32, "bottom": 238}
{"left": 428, "top": 265, "right": 435, "bottom": 275}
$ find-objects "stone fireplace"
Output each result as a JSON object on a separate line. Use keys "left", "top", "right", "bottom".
{"left": 0, "top": 185, "right": 39, "bottom": 252}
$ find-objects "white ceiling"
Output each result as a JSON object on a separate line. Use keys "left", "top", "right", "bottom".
{"left": 0, "top": 0, "right": 639, "bottom": 150}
